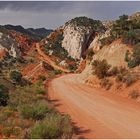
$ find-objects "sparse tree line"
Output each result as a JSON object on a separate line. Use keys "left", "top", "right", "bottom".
{"left": 99, "top": 14, "right": 140, "bottom": 68}
{"left": 91, "top": 59, "right": 139, "bottom": 98}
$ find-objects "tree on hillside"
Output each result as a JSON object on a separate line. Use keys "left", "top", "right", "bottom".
{"left": 92, "top": 59, "right": 111, "bottom": 79}
{"left": 10, "top": 70, "right": 22, "bottom": 84}
{"left": 66, "top": 16, "right": 104, "bottom": 31}
{"left": 111, "top": 15, "right": 129, "bottom": 38}
{"left": 0, "top": 84, "right": 9, "bottom": 106}
{"left": 128, "top": 45, "right": 140, "bottom": 68}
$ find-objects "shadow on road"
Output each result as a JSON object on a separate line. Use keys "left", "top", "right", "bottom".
{"left": 72, "top": 122, "right": 91, "bottom": 139}
{"left": 49, "top": 99, "right": 92, "bottom": 138}
{"left": 49, "top": 99, "right": 62, "bottom": 107}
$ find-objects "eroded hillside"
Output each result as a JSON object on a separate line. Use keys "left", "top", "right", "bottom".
{"left": 76, "top": 13, "right": 140, "bottom": 99}
{"left": 0, "top": 12, "right": 140, "bottom": 139}
{"left": 0, "top": 25, "right": 73, "bottom": 138}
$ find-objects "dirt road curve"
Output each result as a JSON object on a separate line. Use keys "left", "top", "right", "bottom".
{"left": 36, "top": 43, "right": 70, "bottom": 73}
{"left": 48, "top": 74, "right": 140, "bottom": 139}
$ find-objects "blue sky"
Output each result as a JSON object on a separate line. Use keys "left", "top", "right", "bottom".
{"left": 0, "top": 1, "right": 140, "bottom": 29}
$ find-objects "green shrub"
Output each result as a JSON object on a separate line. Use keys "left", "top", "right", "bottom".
{"left": 54, "top": 70, "right": 62, "bottom": 75}
{"left": 100, "top": 36, "right": 115, "bottom": 46}
{"left": 30, "top": 120, "right": 60, "bottom": 139}
{"left": 35, "top": 88, "right": 46, "bottom": 95}
{"left": 10, "top": 70, "right": 22, "bottom": 84}
{"left": 92, "top": 59, "right": 110, "bottom": 79}
{"left": 125, "top": 50, "right": 130, "bottom": 62}
{"left": 20, "top": 103, "right": 49, "bottom": 120}
{"left": 115, "top": 67, "right": 127, "bottom": 82}
{"left": 44, "top": 32, "right": 69, "bottom": 61}
{"left": 0, "top": 84, "right": 9, "bottom": 106}
{"left": 38, "top": 75, "right": 46, "bottom": 81}
{"left": 124, "top": 74, "right": 137, "bottom": 86}
{"left": 2, "top": 127, "right": 20, "bottom": 137}
{"left": 129, "top": 90, "right": 140, "bottom": 99}
{"left": 109, "top": 66, "right": 119, "bottom": 76}
{"left": 127, "top": 45, "right": 140, "bottom": 68}
{"left": 66, "top": 16, "right": 104, "bottom": 31}
{"left": 100, "top": 78, "right": 112, "bottom": 90}
{"left": 116, "top": 74, "right": 124, "bottom": 82}
{"left": 19, "top": 105, "right": 34, "bottom": 119}
{"left": 86, "top": 50, "right": 95, "bottom": 60}
{"left": 30, "top": 113, "right": 73, "bottom": 139}
{"left": 122, "top": 30, "right": 138, "bottom": 45}
{"left": 8, "top": 84, "right": 48, "bottom": 113}
{"left": 0, "top": 107, "right": 15, "bottom": 124}
{"left": 1, "top": 107, "right": 14, "bottom": 118}
{"left": 119, "top": 67, "right": 128, "bottom": 74}
{"left": 69, "top": 63, "right": 77, "bottom": 71}
{"left": 128, "top": 59, "right": 137, "bottom": 68}
{"left": 8, "top": 86, "right": 39, "bottom": 110}
{"left": 115, "top": 68, "right": 137, "bottom": 86}
{"left": 100, "top": 14, "right": 140, "bottom": 46}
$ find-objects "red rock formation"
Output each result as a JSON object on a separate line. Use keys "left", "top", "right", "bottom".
{"left": 9, "top": 31, "right": 36, "bottom": 56}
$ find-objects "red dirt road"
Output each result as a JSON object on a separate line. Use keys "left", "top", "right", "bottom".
{"left": 49, "top": 74, "right": 140, "bottom": 139}
{"left": 36, "top": 43, "right": 70, "bottom": 73}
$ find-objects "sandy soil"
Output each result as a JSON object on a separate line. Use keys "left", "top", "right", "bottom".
{"left": 48, "top": 74, "right": 140, "bottom": 139}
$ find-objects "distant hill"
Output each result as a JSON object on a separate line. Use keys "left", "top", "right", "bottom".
{"left": 1, "top": 24, "right": 53, "bottom": 41}
{"left": 27, "top": 28, "right": 53, "bottom": 39}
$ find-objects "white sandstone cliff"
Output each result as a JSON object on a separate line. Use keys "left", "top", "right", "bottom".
{"left": 62, "top": 24, "right": 95, "bottom": 59}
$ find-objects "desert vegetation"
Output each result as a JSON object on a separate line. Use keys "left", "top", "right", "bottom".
{"left": 101, "top": 14, "right": 140, "bottom": 46}
{"left": 86, "top": 49, "right": 95, "bottom": 61}
{"left": 0, "top": 82, "right": 73, "bottom": 138}
{"left": 125, "top": 45, "right": 140, "bottom": 68}
{"left": 0, "top": 84, "right": 9, "bottom": 106}
{"left": 0, "top": 11, "right": 140, "bottom": 139}
{"left": 92, "top": 59, "right": 111, "bottom": 79}
{"left": 92, "top": 59, "right": 138, "bottom": 89}
{"left": 129, "top": 90, "right": 140, "bottom": 99}
{"left": 0, "top": 49, "right": 73, "bottom": 138}
{"left": 44, "top": 30, "right": 68, "bottom": 59}
{"left": 43, "top": 29, "right": 78, "bottom": 71}
{"left": 99, "top": 14, "right": 140, "bottom": 68}
{"left": 44, "top": 33, "right": 69, "bottom": 60}
{"left": 66, "top": 16, "right": 104, "bottom": 31}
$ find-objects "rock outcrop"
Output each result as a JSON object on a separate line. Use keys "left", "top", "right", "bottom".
{"left": 88, "top": 28, "right": 110, "bottom": 53}
{"left": 79, "top": 39, "right": 131, "bottom": 82}
{"left": 78, "top": 13, "right": 140, "bottom": 82}
{"left": 0, "top": 28, "right": 35, "bottom": 59}
{"left": 0, "top": 31, "right": 21, "bottom": 58}
{"left": 62, "top": 17, "right": 104, "bottom": 59}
